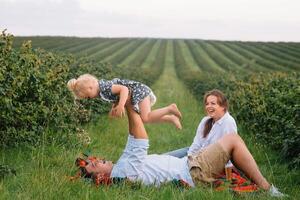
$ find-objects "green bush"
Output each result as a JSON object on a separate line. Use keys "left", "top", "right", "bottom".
{"left": 0, "top": 31, "right": 85, "bottom": 146}
{"left": 0, "top": 31, "right": 116, "bottom": 146}
{"left": 229, "top": 72, "right": 300, "bottom": 167}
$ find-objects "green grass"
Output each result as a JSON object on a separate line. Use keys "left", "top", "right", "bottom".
{"left": 1, "top": 39, "right": 299, "bottom": 200}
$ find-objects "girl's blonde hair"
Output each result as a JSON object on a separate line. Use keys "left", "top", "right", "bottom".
{"left": 67, "top": 74, "right": 98, "bottom": 99}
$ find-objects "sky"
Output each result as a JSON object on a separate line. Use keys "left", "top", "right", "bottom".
{"left": 1, "top": 0, "right": 300, "bottom": 42}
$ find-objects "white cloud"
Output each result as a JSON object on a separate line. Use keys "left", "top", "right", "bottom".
{"left": 78, "top": 0, "right": 300, "bottom": 21}
{"left": 0, "top": 0, "right": 299, "bottom": 41}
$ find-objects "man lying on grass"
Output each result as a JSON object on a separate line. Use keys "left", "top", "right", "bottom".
{"left": 76, "top": 102, "right": 285, "bottom": 197}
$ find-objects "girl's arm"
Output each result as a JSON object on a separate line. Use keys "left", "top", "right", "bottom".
{"left": 111, "top": 84, "right": 129, "bottom": 117}
{"left": 111, "top": 84, "right": 129, "bottom": 108}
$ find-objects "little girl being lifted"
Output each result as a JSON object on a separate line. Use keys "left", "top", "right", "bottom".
{"left": 67, "top": 74, "right": 182, "bottom": 129}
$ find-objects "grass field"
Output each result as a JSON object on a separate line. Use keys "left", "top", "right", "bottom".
{"left": 1, "top": 37, "right": 299, "bottom": 199}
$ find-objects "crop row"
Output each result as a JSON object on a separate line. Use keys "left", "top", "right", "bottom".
{"left": 122, "top": 39, "right": 157, "bottom": 68}
{"left": 88, "top": 39, "right": 132, "bottom": 61}
{"left": 196, "top": 40, "right": 245, "bottom": 72}
{"left": 104, "top": 39, "right": 146, "bottom": 65}
{"left": 253, "top": 42, "right": 300, "bottom": 63}
{"left": 222, "top": 42, "right": 287, "bottom": 71}
{"left": 235, "top": 42, "right": 299, "bottom": 71}
{"left": 13, "top": 37, "right": 300, "bottom": 74}
{"left": 206, "top": 41, "right": 268, "bottom": 72}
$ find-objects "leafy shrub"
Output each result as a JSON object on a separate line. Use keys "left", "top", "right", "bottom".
{"left": 0, "top": 31, "right": 117, "bottom": 146}
{"left": 228, "top": 72, "right": 300, "bottom": 167}
{"left": 0, "top": 163, "right": 16, "bottom": 179}
{"left": 0, "top": 31, "right": 85, "bottom": 146}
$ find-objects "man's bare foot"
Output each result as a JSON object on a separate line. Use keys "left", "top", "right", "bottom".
{"left": 170, "top": 115, "right": 182, "bottom": 130}
{"left": 169, "top": 104, "right": 182, "bottom": 119}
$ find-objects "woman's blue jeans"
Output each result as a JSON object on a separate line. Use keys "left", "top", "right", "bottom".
{"left": 162, "top": 147, "right": 189, "bottom": 158}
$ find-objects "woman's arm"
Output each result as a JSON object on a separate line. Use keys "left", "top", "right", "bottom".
{"left": 187, "top": 117, "right": 208, "bottom": 156}
{"left": 222, "top": 114, "right": 238, "bottom": 136}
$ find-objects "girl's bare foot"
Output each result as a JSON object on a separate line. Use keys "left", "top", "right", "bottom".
{"left": 169, "top": 104, "right": 182, "bottom": 119}
{"left": 170, "top": 115, "right": 182, "bottom": 130}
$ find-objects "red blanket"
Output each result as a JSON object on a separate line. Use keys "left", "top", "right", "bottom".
{"left": 213, "top": 168, "right": 259, "bottom": 193}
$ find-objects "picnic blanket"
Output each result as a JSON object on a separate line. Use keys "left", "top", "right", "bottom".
{"left": 213, "top": 167, "right": 259, "bottom": 193}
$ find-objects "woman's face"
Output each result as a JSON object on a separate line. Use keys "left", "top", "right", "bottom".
{"left": 205, "top": 95, "right": 225, "bottom": 121}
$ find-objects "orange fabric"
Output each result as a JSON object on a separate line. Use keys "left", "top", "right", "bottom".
{"left": 214, "top": 168, "right": 259, "bottom": 193}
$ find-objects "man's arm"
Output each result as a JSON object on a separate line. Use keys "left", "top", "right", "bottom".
{"left": 125, "top": 103, "right": 148, "bottom": 139}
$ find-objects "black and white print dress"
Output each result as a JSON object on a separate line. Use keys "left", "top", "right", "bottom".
{"left": 98, "top": 78, "right": 157, "bottom": 113}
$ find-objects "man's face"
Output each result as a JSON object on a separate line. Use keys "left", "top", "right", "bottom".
{"left": 85, "top": 158, "right": 113, "bottom": 175}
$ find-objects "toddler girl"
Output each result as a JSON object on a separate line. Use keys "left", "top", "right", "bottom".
{"left": 67, "top": 74, "right": 182, "bottom": 129}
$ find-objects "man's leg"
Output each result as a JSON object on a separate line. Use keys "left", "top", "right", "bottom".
{"left": 126, "top": 104, "right": 148, "bottom": 140}
{"left": 218, "top": 134, "right": 270, "bottom": 190}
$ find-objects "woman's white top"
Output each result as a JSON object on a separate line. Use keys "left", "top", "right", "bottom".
{"left": 187, "top": 112, "right": 237, "bottom": 167}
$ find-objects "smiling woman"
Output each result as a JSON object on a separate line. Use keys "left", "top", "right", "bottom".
{"left": 165, "top": 89, "right": 237, "bottom": 168}
{"left": 187, "top": 89, "right": 237, "bottom": 159}
{"left": 202, "top": 89, "right": 229, "bottom": 138}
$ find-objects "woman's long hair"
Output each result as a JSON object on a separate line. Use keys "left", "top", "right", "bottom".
{"left": 203, "top": 89, "right": 228, "bottom": 138}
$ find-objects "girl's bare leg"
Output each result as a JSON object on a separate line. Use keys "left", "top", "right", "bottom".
{"left": 160, "top": 115, "right": 182, "bottom": 129}
{"left": 139, "top": 97, "right": 182, "bottom": 129}
{"left": 218, "top": 134, "right": 271, "bottom": 190}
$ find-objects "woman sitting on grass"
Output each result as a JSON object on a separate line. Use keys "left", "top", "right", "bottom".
{"left": 165, "top": 89, "right": 237, "bottom": 168}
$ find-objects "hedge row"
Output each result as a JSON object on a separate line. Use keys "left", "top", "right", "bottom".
{"left": 176, "top": 66, "right": 299, "bottom": 167}
{"left": 0, "top": 31, "right": 161, "bottom": 147}
{"left": 229, "top": 72, "right": 299, "bottom": 167}
{"left": 1, "top": 31, "right": 87, "bottom": 146}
